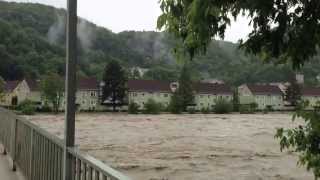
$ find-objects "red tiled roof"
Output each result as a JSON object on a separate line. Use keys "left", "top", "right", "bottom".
{"left": 77, "top": 78, "right": 98, "bottom": 90}
{"left": 128, "top": 80, "right": 233, "bottom": 94}
{"left": 4, "top": 80, "right": 20, "bottom": 92}
{"left": 247, "top": 84, "right": 283, "bottom": 95}
{"left": 128, "top": 79, "right": 171, "bottom": 93}
{"left": 302, "top": 87, "right": 320, "bottom": 96}
{"left": 194, "top": 83, "right": 233, "bottom": 94}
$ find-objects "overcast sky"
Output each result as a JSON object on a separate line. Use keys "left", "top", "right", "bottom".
{"left": 5, "top": 0, "right": 251, "bottom": 43}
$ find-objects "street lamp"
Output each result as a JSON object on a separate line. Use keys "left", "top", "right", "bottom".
{"left": 64, "top": 0, "right": 77, "bottom": 180}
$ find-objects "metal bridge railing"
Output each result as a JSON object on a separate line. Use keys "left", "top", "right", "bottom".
{"left": 0, "top": 108, "right": 131, "bottom": 180}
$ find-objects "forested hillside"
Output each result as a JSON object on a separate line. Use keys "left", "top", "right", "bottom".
{"left": 0, "top": 1, "right": 320, "bottom": 85}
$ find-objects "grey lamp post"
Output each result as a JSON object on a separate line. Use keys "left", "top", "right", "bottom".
{"left": 63, "top": 0, "right": 77, "bottom": 180}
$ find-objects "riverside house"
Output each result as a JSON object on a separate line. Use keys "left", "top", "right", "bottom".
{"left": 127, "top": 79, "right": 233, "bottom": 110}
{"left": 238, "top": 84, "right": 284, "bottom": 110}
{"left": 128, "top": 80, "right": 173, "bottom": 109}
{"left": 0, "top": 79, "right": 42, "bottom": 107}
{"left": 61, "top": 78, "right": 99, "bottom": 111}
{"left": 194, "top": 83, "right": 233, "bottom": 110}
{"left": 0, "top": 80, "right": 23, "bottom": 107}
{"left": 301, "top": 87, "right": 320, "bottom": 109}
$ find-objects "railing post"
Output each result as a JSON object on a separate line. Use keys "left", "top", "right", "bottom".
{"left": 29, "top": 128, "right": 34, "bottom": 179}
{"left": 11, "top": 118, "right": 17, "bottom": 171}
{"left": 64, "top": 0, "right": 78, "bottom": 180}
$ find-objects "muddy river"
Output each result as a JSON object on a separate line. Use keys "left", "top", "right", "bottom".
{"left": 24, "top": 113, "right": 313, "bottom": 180}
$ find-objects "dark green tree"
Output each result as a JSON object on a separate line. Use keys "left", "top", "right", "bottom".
{"left": 233, "top": 88, "right": 240, "bottom": 112}
{"left": 168, "top": 92, "right": 183, "bottom": 114}
{"left": 168, "top": 64, "right": 195, "bottom": 112}
{"left": 40, "top": 73, "right": 64, "bottom": 113}
{"left": 102, "top": 60, "right": 127, "bottom": 112}
{"left": 176, "top": 64, "right": 195, "bottom": 111}
{"left": 285, "top": 77, "right": 302, "bottom": 106}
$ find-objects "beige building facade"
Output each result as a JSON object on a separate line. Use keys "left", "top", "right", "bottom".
{"left": 301, "top": 87, "right": 320, "bottom": 109}
{"left": 238, "top": 84, "right": 284, "bottom": 110}
{"left": 60, "top": 78, "right": 99, "bottom": 111}
{"left": 0, "top": 80, "right": 31, "bottom": 107}
{"left": 127, "top": 80, "right": 233, "bottom": 111}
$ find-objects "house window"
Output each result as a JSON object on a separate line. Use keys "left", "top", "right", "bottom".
{"left": 164, "top": 94, "right": 168, "bottom": 97}
{"left": 208, "top": 95, "right": 210, "bottom": 98}
{"left": 200, "top": 95, "right": 204, "bottom": 98}
{"left": 90, "top": 92, "right": 95, "bottom": 97}
{"left": 142, "top": 93, "right": 145, "bottom": 96}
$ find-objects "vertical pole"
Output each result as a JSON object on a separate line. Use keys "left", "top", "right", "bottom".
{"left": 63, "top": 0, "right": 77, "bottom": 180}
{"left": 11, "top": 119, "right": 17, "bottom": 171}
{"left": 29, "top": 128, "right": 34, "bottom": 179}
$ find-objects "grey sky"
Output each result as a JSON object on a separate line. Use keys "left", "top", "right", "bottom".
{"left": 5, "top": 0, "right": 251, "bottom": 43}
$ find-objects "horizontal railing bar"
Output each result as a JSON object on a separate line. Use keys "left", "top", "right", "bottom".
{"left": 16, "top": 117, "right": 64, "bottom": 147}
{"left": 0, "top": 107, "right": 131, "bottom": 180}
{"left": 68, "top": 147, "right": 131, "bottom": 180}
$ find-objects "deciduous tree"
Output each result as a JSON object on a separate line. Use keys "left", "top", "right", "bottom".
{"left": 158, "top": 0, "right": 320, "bottom": 68}
{"left": 176, "top": 64, "right": 195, "bottom": 111}
{"left": 169, "top": 64, "right": 195, "bottom": 112}
{"left": 158, "top": 1, "right": 320, "bottom": 178}
{"left": 40, "top": 73, "right": 64, "bottom": 113}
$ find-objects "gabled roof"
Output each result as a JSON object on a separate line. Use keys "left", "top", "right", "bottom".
{"left": 247, "top": 84, "right": 283, "bottom": 95}
{"left": 128, "top": 79, "right": 171, "bottom": 93}
{"left": 25, "top": 79, "right": 40, "bottom": 91}
{"left": 128, "top": 79, "right": 233, "bottom": 94}
{"left": 194, "top": 83, "right": 233, "bottom": 95}
{"left": 4, "top": 80, "right": 20, "bottom": 92}
{"left": 302, "top": 87, "right": 320, "bottom": 96}
{"left": 77, "top": 77, "right": 98, "bottom": 90}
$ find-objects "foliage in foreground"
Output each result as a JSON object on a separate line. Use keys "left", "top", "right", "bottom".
{"left": 275, "top": 101, "right": 320, "bottom": 179}
{"left": 158, "top": 0, "right": 320, "bottom": 69}
{"left": 213, "top": 99, "right": 233, "bottom": 114}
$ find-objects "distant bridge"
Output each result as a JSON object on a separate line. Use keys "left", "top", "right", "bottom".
{"left": 0, "top": 108, "right": 131, "bottom": 180}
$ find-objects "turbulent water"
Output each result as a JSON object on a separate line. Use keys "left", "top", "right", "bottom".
{"left": 24, "top": 113, "right": 314, "bottom": 180}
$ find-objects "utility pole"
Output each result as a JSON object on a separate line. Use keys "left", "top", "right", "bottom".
{"left": 63, "top": 0, "right": 77, "bottom": 180}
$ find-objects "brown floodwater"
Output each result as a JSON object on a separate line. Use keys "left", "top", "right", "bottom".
{"left": 23, "top": 113, "right": 314, "bottom": 180}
